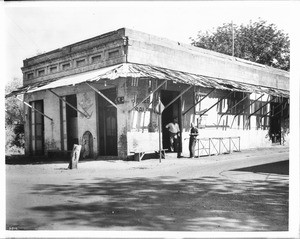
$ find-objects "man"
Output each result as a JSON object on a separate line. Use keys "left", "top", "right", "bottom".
{"left": 165, "top": 118, "right": 180, "bottom": 152}
{"left": 189, "top": 122, "right": 199, "bottom": 158}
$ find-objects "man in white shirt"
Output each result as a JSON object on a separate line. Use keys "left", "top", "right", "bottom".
{"left": 165, "top": 118, "right": 180, "bottom": 152}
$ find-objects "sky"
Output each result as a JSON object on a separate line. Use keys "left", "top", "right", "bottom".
{"left": 2, "top": 1, "right": 298, "bottom": 83}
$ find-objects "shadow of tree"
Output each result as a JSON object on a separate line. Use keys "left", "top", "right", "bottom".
{"left": 21, "top": 173, "right": 288, "bottom": 231}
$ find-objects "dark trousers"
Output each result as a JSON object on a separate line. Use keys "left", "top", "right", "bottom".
{"left": 189, "top": 137, "right": 197, "bottom": 157}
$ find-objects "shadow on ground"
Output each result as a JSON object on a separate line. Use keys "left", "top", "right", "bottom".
{"left": 231, "top": 160, "right": 289, "bottom": 175}
{"left": 8, "top": 169, "right": 289, "bottom": 231}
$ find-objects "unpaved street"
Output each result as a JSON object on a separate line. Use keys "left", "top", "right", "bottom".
{"left": 6, "top": 147, "right": 289, "bottom": 231}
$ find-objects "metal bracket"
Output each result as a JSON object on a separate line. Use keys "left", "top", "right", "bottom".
{"left": 48, "top": 89, "right": 90, "bottom": 118}
{"left": 247, "top": 96, "right": 277, "bottom": 118}
{"left": 163, "top": 85, "right": 193, "bottom": 112}
{"left": 85, "top": 82, "right": 117, "bottom": 108}
{"left": 16, "top": 95, "right": 53, "bottom": 122}
{"left": 183, "top": 88, "right": 216, "bottom": 116}
{"left": 231, "top": 94, "right": 265, "bottom": 128}
{"left": 129, "top": 79, "right": 168, "bottom": 112}
{"left": 217, "top": 93, "right": 249, "bottom": 127}
{"left": 199, "top": 91, "right": 233, "bottom": 117}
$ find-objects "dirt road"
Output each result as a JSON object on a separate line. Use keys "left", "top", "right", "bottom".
{"left": 6, "top": 147, "right": 289, "bottom": 231}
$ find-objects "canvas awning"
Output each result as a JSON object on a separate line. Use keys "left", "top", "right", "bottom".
{"left": 6, "top": 63, "right": 290, "bottom": 98}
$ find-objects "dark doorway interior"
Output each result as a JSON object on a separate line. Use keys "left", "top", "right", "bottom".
{"left": 66, "top": 94, "right": 78, "bottom": 150}
{"left": 160, "top": 90, "right": 181, "bottom": 150}
{"left": 98, "top": 88, "right": 118, "bottom": 156}
{"left": 269, "top": 101, "right": 281, "bottom": 144}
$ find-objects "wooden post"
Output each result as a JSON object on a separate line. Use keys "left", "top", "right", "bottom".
{"left": 68, "top": 144, "right": 82, "bottom": 169}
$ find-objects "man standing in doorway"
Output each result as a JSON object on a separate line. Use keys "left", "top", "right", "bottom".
{"left": 189, "top": 122, "right": 199, "bottom": 158}
{"left": 166, "top": 118, "right": 180, "bottom": 152}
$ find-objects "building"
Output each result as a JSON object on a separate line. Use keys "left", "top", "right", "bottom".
{"left": 7, "top": 28, "right": 289, "bottom": 160}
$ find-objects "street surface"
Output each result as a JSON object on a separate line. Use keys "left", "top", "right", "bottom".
{"left": 6, "top": 147, "right": 289, "bottom": 231}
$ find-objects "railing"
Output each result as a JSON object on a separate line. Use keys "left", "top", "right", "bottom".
{"left": 186, "top": 137, "right": 240, "bottom": 157}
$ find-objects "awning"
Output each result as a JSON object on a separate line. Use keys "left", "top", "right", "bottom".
{"left": 6, "top": 63, "right": 290, "bottom": 98}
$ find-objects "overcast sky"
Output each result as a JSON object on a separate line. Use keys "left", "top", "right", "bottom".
{"left": 2, "top": 1, "right": 298, "bottom": 83}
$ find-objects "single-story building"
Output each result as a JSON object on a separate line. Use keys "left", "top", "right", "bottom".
{"left": 6, "top": 28, "right": 289, "bottom": 160}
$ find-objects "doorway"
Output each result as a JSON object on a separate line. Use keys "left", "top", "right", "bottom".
{"left": 160, "top": 90, "right": 181, "bottom": 150}
{"left": 66, "top": 94, "right": 79, "bottom": 150}
{"left": 269, "top": 101, "right": 281, "bottom": 144}
{"left": 30, "top": 100, "right": 44, "bottom": 155}
{"left": 98, "top": 88, "right": 118, "bottom": 156}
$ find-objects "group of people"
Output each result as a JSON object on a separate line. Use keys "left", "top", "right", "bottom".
{"left": 165, "top": 118, "right": 199, "bottom": 158}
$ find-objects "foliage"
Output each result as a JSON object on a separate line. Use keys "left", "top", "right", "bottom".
{"left": 5, "top": 77, "right": 24, "bottom": 125}
{"left": 5, "top": 78, "right": 25, "bottom": 154}
{"left": 190, "top": 19, "right": 290, "bottom": 71}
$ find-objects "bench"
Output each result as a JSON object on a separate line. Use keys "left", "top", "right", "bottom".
{"left": 130, "top": 149, "right": 168, "bottom": 162}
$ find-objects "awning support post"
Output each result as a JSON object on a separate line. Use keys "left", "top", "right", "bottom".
{"left": 16, "top": 96, "right": 53, "bottom": 122}
{"left": 48, "top": 89, "right": 90, "bottom": 118}
{"left": 163, "top": 85, "right": 193, "bottom": 111}
{"left": 199, "top": 91, "right": 233, "bottom": 117}
{"left": 217, "top": 93, "right": 249, "bottom": 127}
{"left": 183, "top": 88, "right": 216, "bottom": 116}
{"left": 85, "top": 82, "right": 117, "bottom": 108}
{"left": 129, "top": 79, "right": 168, "bottom": 111}
{"left": 231, "top": 94, "right": 265, "bottom": 128}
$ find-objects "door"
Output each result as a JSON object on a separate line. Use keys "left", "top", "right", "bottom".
{"left": 98, "top": 88, "right": 118, "bottom": 156}
{"left": 160, "top": 90, "right": 181, "bottom": 150}
{"left": 30, "top": 100, "right": 44, "bottom": 155}
{"left": 65, "top": 94, "right": 79, "bottom": 150}
{"left": 270, "top": 101, "right": 281, "bottom": 144}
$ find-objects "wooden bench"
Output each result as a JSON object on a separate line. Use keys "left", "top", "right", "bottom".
{"left": 130, "top": 149, "right": 167, "bottom": 162}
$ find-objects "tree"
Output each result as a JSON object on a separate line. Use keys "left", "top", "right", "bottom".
{"left": 5, "top": 77, "right": 24, "bottom": 125}
{"left": 5, "top": 78, "right": 25, "bottom": 154}
{"left": 190, "top": 19, "right": 290, "bottom": 71}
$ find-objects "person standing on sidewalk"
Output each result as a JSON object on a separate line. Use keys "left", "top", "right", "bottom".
{"left": 189, "top": 122, "right": 198, "bottom": 158}
{"left": 165, "top": 118, "right": 180, "bottom": 152}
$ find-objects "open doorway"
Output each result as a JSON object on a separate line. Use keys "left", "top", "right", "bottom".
{"left": 98, "top": 88, "right": 118, "bottom": 156}
{"left": 66, "top": 94, "right": 79, "bottom": 150}
{"left": 269, "top": 101, "right": 281, "bottom": 144}
{"left": 160, "top": 90, "right": 181, "bottom": 150}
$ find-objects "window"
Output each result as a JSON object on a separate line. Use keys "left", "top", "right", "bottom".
{"left": 49, "top": 66, "right": 58, "bottom": 73}
{"left": 27, "top": 72, "right": 34, "bottom": 80}
{"left": 62, "top": 62, "right": 71, "bottom": 70}
{"left": 194, "top": 91, "right": 205, "bottom": 114}
{"left": 76, "top": 59, "right": 86, "bottom": 67}
{"left": 108, "top": 50, "right": 120, "bottom": 59}
{"left": 37, "top": 69, "right": 45, "bottom": 77}
{"left": 91, "top": 55, "right": 102, "bottom": 63}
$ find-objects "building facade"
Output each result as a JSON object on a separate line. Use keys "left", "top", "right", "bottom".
{"left": 10, "top": 28, "right": 289, "bottom": 159}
